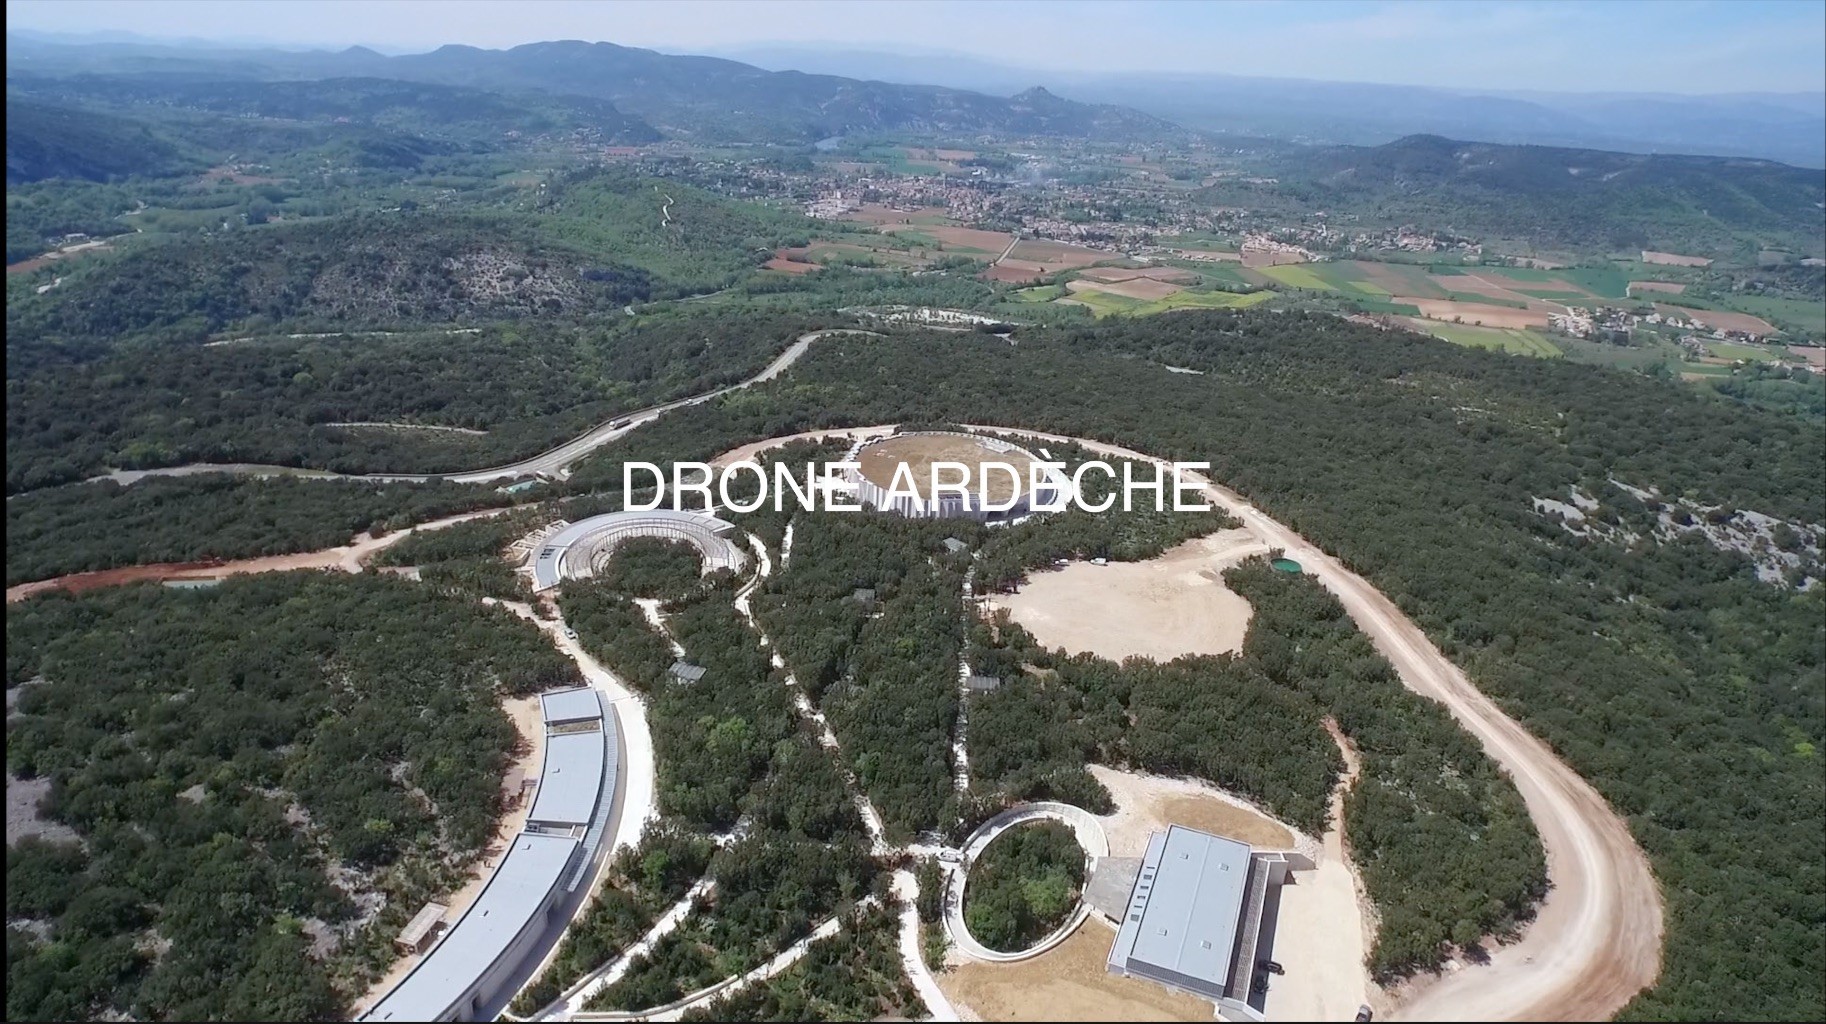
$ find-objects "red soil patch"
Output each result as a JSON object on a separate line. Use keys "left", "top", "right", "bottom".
{"left": 1655, "top": 303, "right": 1775, "bottom": 336}
{"left": 6, "top": 257, "right": 52, "bottom": 276}
{"left": 9, "top": 561, "right": 233, "bottom": 602}
{"left": 763, "top": 255, "right": 820, "bottom": 274}
{"left": 1628, "top": 281, "right": 1687, "bottom": 295}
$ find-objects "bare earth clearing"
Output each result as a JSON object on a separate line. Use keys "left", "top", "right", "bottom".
{"left": 857, "top": 433, "right": 1034, "bottom": 503}
{"left": 889, "top": 224, "right": 1017, "bottom": 254}
{"left": 5, "top": 507, "right": 517, "bottom": 603}
{"left": 1089, "top": 765, "right": 1298, "bottom": 855}
{"left": 1065, "top": 277, "right": 1182, "bottom": 300}
{"left": 983, "top": 529, "right": 1264, "bottom": 661}
{"left": 1007, "top": 238, "right": 1106, "bottom": 269}
{"left": 962, "top": 425, "right": 1663, "bottom": 1023}
{"left": 1086, "top": 761, "right": 1370, "bottom": 1023}
{"left": 940, "top": 923, "right": 1215, "bottom": 1023}
{"left": 1627, "top": 280, "right": 1687, "bottom": 295}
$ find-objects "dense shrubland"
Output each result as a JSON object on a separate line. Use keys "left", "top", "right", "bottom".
{"left": 5, "top": 573, "right": 579, "bottom": 1021}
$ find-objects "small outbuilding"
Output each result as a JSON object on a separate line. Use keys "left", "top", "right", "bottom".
{"left": 396, "top": 902, "right": 448, "bottom": 955}
{"left": 965, "top": 675, "right": 1002, "bottom": 693}
{"left": 669, "top": 662, "right": 708, "bottom": 685}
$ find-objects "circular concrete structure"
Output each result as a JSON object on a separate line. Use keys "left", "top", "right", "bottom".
{"left": 943, "top": 802, "right": 1109, "bottom": 963}
{"left": 527, "top": 511, "right": 747, "bottom": 592}
{"left": 845, "top": 431, "right": 1068, "bottom": 521}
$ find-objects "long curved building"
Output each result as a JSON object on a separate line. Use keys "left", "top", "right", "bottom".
{"left": 528, "top": 510, "right": 746, "bottom": 592}
{"left": 359, "top": 688, "right": 621, "bottom": 1023}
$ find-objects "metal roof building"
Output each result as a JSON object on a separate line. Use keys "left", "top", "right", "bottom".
{"left": 526, "top": 689, "right": 609, "bottom": 831}
{"left": 527, "top": 731, "right": 607, "bottom": 828}
{"left": 360, "top": 833, "right": 580, "bottom": 1023}
{"left": 541, "top": 687, "right": 604, "bottom": 726}
{"left": 1106, "top": 825, "right": 1293, "bottom": 1021}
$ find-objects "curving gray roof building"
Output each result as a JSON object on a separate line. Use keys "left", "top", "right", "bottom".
{"left": 529, "top": 511, "right": 745, "bottom": 591}
{"left": 357, "top": 687, "right": 623, "bottom": 1022}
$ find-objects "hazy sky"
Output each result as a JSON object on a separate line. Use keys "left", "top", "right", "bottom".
{"left": 8, "top": 0, "right": 1825, "bottom": 94}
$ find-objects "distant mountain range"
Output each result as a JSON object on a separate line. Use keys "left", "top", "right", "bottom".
{"left": 3, "top": 34, "right": 1182, "bottom": 145}
{"left": 711, "top": 44, "right": 1826, "bottom": 168}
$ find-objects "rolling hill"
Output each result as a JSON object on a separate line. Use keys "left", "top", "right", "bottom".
{"left": 4, "top": 97, "right": 197, "bottom": 184}
{"left": 1249, "top": 134, "right": 1826, "bottom": 254}
{"left": 5, "top": 35, "right": 1186, "bottom": 145}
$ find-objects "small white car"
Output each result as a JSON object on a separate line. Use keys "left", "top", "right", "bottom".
{"left": 563, "top": 627, "right": 578, "bottom": 640}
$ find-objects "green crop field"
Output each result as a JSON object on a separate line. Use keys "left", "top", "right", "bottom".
{"left": 1344, "top": 298, "right": 1424, "bottom": 316}
{"left": 1054, "top": 287, "right": 1273, "bottom": 318}
{"left": 1714, "top": 295, "right": 1826, "bottom": 335}
{"left": 1258, "top": 264, "right": 1334, "bottom": 291}
{"left": 1410, "top": 320, "right": 1562, "bottom": 357}
{"left": 1133, "top": 289, "right": 1276, "bottom": 315}
{"left": 1013, "top": 284, "right": 1065, "bottom": 303}
{"left": 1707, "top": 340, "right": 1781, "bottom": 362}
{"left": 1307, "top": 262, "right": 1392, "bottom": 296}
{"left": 1557, "top": 266, "right": 1630, "bottom": 299}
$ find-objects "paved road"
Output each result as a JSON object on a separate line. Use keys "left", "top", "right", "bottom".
{"left": 75, "top": 329, "right": 872, "bottom": 490}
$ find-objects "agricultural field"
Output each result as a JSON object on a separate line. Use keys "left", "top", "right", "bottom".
{"left": 1058, "top": 283, "right": 1274, "bottom": 317}
{"left": 1402, "top": 318, "right": 1562, "bottom": 357}
{"left": 1253, "top": 263, "right": 1332, "bottom": 291}
{"left": 1655, "top": 303, "right": 1778, "bottom": 337}
{"left": 885, "top": 224, "right": 1014, "bottom": 255}
{"left": 1705, "top": 339, "right": 1782, "bottom": 362}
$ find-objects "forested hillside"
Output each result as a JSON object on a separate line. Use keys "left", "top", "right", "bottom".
{"left": 5, "top": 311, "right": 830, "bottom": 491}
{"left": 7, "top": 212, "right": 653, "bottom": 352}
{"left": 1244, "top": 133, "right": 1826, "bottom": 254}
{"left": 555, "top": 312, "right": 1820, "bottom": 1019}
{"left": 6, "top": 36, "right": 1186, "bottom": 145}
{"left": 5, "top": 573, "right": 581, "bottom": 1020}
{"left": 4, "top": 96, "right": 196, "bottom": 184}
{"left": 8, "top": 73, "right": 660, "bottom": 146}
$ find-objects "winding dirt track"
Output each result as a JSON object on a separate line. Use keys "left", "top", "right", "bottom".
{"left": 722, "top": 424, "right": 1665, "bottom": 1022}
{"left": 14, "top": 346, "right": 1668, "bottom": 1017}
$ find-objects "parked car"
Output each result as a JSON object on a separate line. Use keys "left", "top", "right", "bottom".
{"left": 1355, "top": 1005, "right": 1374, "bottom": 1022}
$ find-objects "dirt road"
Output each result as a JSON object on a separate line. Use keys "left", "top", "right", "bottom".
{"left": 963, "top": 425, "right": 1664, "bottom": 1023}
{"left": 713, "top": 423, "right": 1663, "bottom": 1020}
{"left": 5, "top": 506, "right": 516, "bottom": 603}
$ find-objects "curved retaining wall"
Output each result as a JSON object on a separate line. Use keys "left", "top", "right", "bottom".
{"left": 943, "top": 802, "right": 1109, "bottom": 963}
